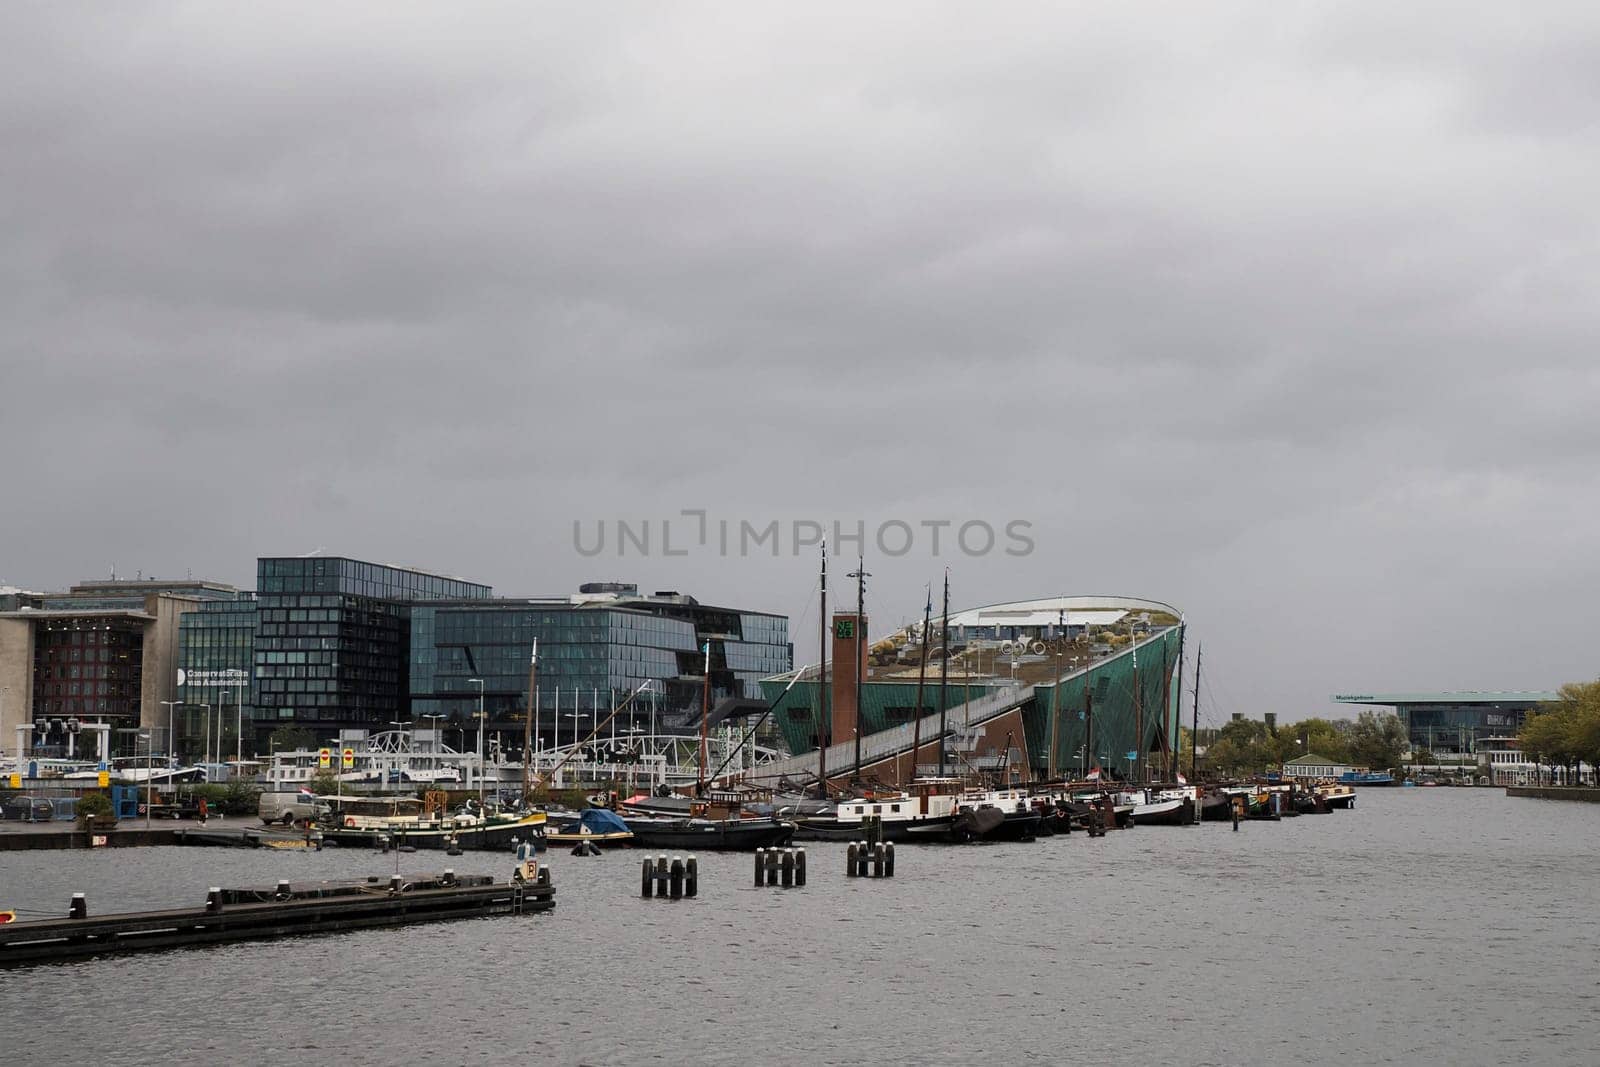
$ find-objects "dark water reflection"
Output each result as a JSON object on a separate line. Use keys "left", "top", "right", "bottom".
{"left": 1, "top": 789, "right": 1596, "bottom": 1066}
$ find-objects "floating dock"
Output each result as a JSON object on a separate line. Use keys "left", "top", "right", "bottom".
{"left": 0, "top": 869, "right": 554, "bottom": 967}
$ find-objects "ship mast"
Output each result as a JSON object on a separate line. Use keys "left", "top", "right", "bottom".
{"left": 697, "top": 639, "right": 710, "bottom": 796}
{"left": 848, "top": 555, "right": 870, "bottom": 781}
{"left": 522, "top": 639, "right": 538, "bottom": 800}
{"left": 1192, "top": 642, "right": 1202, "bottom": 780}
{"left": 910, "top": 586, "right": 932, "bottom": 786}
{"left": 937, "top": 569, "right": 950, "bottom": 778}
{"left": 816, "top": 541, "right": 829, "bottom": 799}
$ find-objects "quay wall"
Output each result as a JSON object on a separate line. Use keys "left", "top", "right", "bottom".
{"left": 1505, "top": 786, "right": 1600, "bottom": 803}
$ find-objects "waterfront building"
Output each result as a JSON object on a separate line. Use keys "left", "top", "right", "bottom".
{"left": 0, "top": 578, "right": 239, "bottom": 759}
{"left": 175, "top": 592, "right": 259, "bottom": 763}
{"left": 1331, "top": 691, "right": 1558, "bottom": 756}
{"left": 759, "top": 594, "right": 1185, "bottom": 788}
{"left": 1283, "top": 753, "right": 1352, "bottom": 779}
{"left": 409, "top": 583, "right": 791, "bottom": 753}
{"left": 252, "top": 556, "right": 492, "bottom": 733}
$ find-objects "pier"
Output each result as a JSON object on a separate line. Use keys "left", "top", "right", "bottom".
{"left": 0, "top": 870, "right": 554, "bottom": 967}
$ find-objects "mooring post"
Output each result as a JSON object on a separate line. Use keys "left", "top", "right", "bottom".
{"left": 795, "top": 848, "right": 807, "bottom": 887}
{"left": 872, "top": 842, "right": 885, "bottom": 878}
{"left": 884, "top": 842, "right": 895, "bottom": 878}
{"left": 669, "top": 856, "right": 684, "bottom": 900}
{"left": 755, "top": 848, "right": 766, "bottom": 887}
{"left": 537, "top": 865, "right": 551, "bottom": 888}
{"left": 641, "top": 858, "right": 655, "bottom": 898}
{"left": 205, "top": 887, "right": 223, "bottom": 913}
{"left": 780, "top": 848, "right": 794, "bottom": 887}
{"left": 69, "top": 893, "right": 87, "bottom": 920}
{"left": 442, "top": 869, "right": 456, "bottom": 887}
{"left": 846, "top": 842, "right": 859, "bottom": 877}
{"left": 856, "top": 841, "right": 870, "bottom": 878}
{"left": 685, "top": 855, "right": 698, "bottom": 898}
{"left": 388, "top": 875, "right": 404, "bottom": 895}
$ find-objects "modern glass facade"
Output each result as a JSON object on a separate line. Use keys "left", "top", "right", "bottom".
{"left": 253, "top": 557, "right": 492, "bottom": 730}
{"left": 409, "top": 598, "right": 791, "bottom": 751}
{"left": 177, "top": 594, "right": 259, "bottom": 760}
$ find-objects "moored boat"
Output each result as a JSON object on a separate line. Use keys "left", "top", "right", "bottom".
{"left": 547, "top": 807, "right": 634, "bottom": 848}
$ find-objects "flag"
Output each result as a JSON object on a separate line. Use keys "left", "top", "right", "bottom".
{"left": 1176, "top": 772, "right": 1188, "bottom": 785}
{"left": 298, "top": 787, "right": 315, "bottom": 798}
{"left": 1086, "top": 766, "right": 1101, "bottom": 781}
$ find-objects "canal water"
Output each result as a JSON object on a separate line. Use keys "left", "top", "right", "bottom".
{"left": 1, "top": 788, "right": 1596, "bottom": 1066}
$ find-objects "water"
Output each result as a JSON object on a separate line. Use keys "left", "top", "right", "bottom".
{"left": 2, "top": 789, "right": 1596, "bottom": 1066}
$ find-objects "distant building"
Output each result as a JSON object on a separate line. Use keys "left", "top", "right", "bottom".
{"left": 252, "top": 556, "right": 492, "bottom": 732}
{"left": 1332, "top": 692, "right": 1557, "bottom": 755}
{"left": 0, "top": 578, "right": 239, "bottom": 758}
{"left": 1282, "top": 753, "right": 1351, "bottom": 779}
{"left": 409, "top": 583, "right": 791, "bottom": 750}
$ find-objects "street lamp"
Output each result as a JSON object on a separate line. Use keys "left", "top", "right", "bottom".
{"left": 160, "top": 700, "right": 181, "bottom": 767}
{"left": 198, "top": 704, "right": 212, "bottom": 771}
{"left": 468, "top": 679, "right": 485, "bottom": 813}
{"left": 140, "top": 732, "right": 152, "bottom": 830}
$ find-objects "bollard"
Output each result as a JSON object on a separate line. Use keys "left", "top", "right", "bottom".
{"left": 69, "top": 893, "right": 87, "bottom": 920}
{"left": 685, "top": 855, "right": 698, "bottom": 898}
{"left": 872, "top": 842, "right": 885, "bottom": 878}
{"left": 205, "top": 887, "right": 223, "bottom": 913}
{"left": 856, "top": 841, "right": 870, "bottom": 878}
{"left": 669, "top": 856, "right": 684, "bottom": 900}
{"left": 275, "top": 879, "right": 292, "bottom": 901}
{"left": 765, "top": 848, "right": 779, "bottom": 887}
{"left": 846, "top": 842, "right": 859, "bottom": 877}
{"left": 795, "top": 848, "right": 807, "bottom": 887}
{"left": 642, "top": 857, "right": 655, "bottom": 898}
{"left": 781, "top": 848, "right": 794, "bottom": 888}
{"left": 441, "top": 869, "right": 456, "bottom": 887}
{"left": 884, "top": 842, "right": 895, "bottom": 878}
{"left": 388, "top": 875, "right": 404, "bottom": 895}
{"left": 538, "top": 865, "right": 552, "bottom": 888}
{"left": 755, "top": 848, "right": 766, "bottom": 887}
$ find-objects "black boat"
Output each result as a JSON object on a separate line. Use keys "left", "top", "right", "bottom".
{"left": 624, "top": 815, "right": 795, "bottom": 851}
{"left": 1199, "top": 793, "right": 1234, "bottom": 821}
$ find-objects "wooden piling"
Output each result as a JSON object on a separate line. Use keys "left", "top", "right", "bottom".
{"left": 794, "top": 848, "right": 806, "bottom": 887}
{"left": 685, "top": 856, "right": 698, "bottom": 898}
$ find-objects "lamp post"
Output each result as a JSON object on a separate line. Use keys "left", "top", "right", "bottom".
{"left": 469, "top": 678, "right": 485, "bottom": 813}
{"left": 160, "top": 700, "right": 181, "bottom": 766}
{"left": 140, "top": 732, "right": 152, "bottom": 830}
{"left": 198, "top": 704, "right": 211, "bottom": 772}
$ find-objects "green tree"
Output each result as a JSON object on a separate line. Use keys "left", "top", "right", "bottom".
{"left": 308, "top": 770, "right": 339, "bottom": 796}
{"left": 1522, "top": 681, "right": 1600, "bottom": 784}
{"left": 1346, "top": 710, "right": 1406, "bottom": 772}
{"left": 267, "top": 726, "right": 317, "bottom": 753}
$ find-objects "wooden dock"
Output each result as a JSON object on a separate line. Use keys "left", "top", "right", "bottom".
{"left": 0, "top": 871, "right": 554, "bottom": 966}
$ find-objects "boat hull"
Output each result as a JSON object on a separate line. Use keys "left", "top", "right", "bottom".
{"left": 1130, "top": 799, "right": 1192, "bottom": 826}
{"left": 625, "top": 817, "right": 795, "bottom": 851}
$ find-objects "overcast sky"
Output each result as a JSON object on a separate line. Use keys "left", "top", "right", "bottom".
{"left": 3, "top": 3, "right": 1595, "bottom": 723}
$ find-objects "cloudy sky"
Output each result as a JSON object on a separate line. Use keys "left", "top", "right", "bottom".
{"left": 3, "top": 3, "right": 1595, "bottom": 722}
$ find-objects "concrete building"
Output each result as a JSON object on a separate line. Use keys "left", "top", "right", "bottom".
{"left": 1332, "top": 691, "right": 1558, "bottom": 756}
{"left": 1, "top": 579, "right": 239, "bottom": 760}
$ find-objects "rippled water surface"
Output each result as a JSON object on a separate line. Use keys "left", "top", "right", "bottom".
{"left": 2, "top": 789, "right": 1597, "bottom": 1066}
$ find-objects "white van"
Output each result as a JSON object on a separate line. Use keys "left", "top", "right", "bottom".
{"left": 258, "top": 791, "right": 330, "bottom": 827}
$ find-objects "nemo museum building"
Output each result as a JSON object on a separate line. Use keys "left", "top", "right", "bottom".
{"left": 757, "top": 595, "right": 1186, "bottom": 789}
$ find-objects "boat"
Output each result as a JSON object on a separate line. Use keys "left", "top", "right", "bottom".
{"left": 1199, "top": 792, "right": 1234, "bottom": 821}
{"left": 1316, "top": 783, "right": 1356, "bottom": 809}
{"left": 546, "top": 807, "right": 634, "bottom": 848}
{"left": 1339, "top": 770, "right": 1395, "bottom": 786}
{"left": 316, "top": 794, "right": 547, "bottom": 850}
{"left": 624, "top": 814, "right": 794, "bottom": 851}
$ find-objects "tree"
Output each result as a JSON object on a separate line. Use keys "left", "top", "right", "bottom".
{"left": 1346, "top": 710, "right": 1406, "bottom": 772}
{"left": 308, "top": 770, "right": 339, "bottom": 796}
{"left": 1522, "top": 681, "right": 1600, "bottom": 784}
{"left": 267, "top": 726, "right": 317, "bottom": 753}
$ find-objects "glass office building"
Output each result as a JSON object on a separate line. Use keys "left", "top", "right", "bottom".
{"left": 176, "top": 593, "right": 259, "bottom": 760}
{"left": 253, "top": 557, "right": 492, "bottom": 731}
{"left": 410, "top": 593, "right": 791, "bottom": 750}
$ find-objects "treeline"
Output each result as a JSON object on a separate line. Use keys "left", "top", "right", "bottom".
{"left": 1197, "top": 710, "right": 1407, "bottom": 778}
{"left": 1519, "top": 681, "right": 1600, "bottom": 778}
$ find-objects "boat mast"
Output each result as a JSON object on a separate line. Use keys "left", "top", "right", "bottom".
{"left": 849, "top": 555, "right": 870, "bottom": 781}
{"left": 817, "top": 540, "right": 829, "bottom": 799}
{"left": 522, "top": 639, "right": 538, "bottom": 800}
{"left": 1191, "top": 642, "right": 1202, "bottom": 780}
{"left": 1174, "top": 623, "right": 1186, "bottom": 782}
{"left": 1132, "top": 630, "right": 1142, "bottom": 785}
{"left": 698, "top": 639, "right": 710, "bottom": 796}
{"left": 937, "top": 569, "right": 950, "bottom": 778}
{"left": 910, "top": 586, "right": 931, "bottom": 786}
